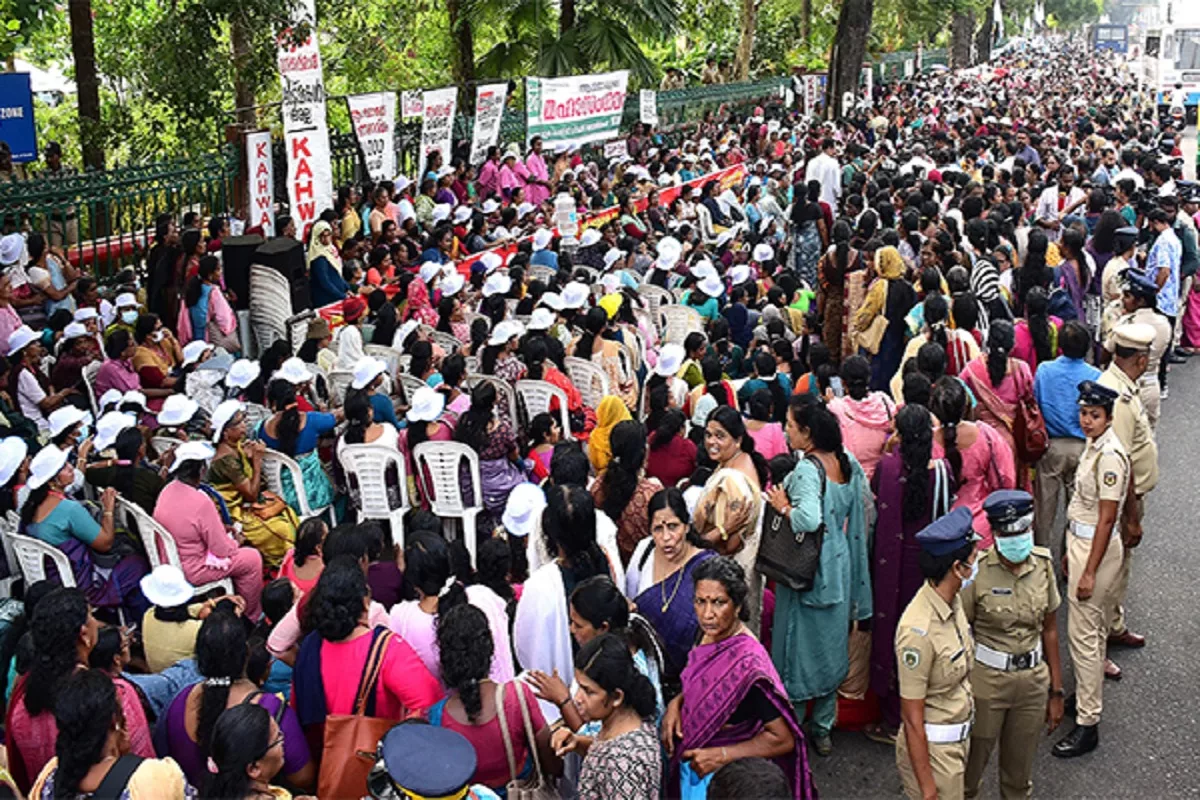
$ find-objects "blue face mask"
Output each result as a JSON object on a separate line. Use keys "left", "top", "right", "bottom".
{"left": 995, "top": 532, "right": 1034, "bottom": 563}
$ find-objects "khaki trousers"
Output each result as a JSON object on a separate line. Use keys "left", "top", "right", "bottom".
{"left": 1033, "top": 438, "right": 1085, "bottom": 555}
{"left": 1107, "top": 496, "right": 1143, "bottom": 636}
{"left": 897, "top": 726, "right": 969, "bottom": 800}
{"left": 1067, "top": 529, "right": 1124, "bottom": 726}
{"left": 965, "top": 662, "right": 1049, "bottom": 800}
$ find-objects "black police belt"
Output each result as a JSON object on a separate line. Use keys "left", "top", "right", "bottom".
{"left": 975, "top": 641, "right": 1043, "bottom": 671}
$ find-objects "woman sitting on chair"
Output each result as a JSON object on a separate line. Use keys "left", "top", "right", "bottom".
{"left": 257, "top": 378, "right": 341, "bottom": 522}
{"left": 208, "top": 399, "right": 300, "bottom": 570}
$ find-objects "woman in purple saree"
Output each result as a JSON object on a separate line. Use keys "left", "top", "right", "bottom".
{"left": 662, "top": 556, "right": 816, "bottom": 799}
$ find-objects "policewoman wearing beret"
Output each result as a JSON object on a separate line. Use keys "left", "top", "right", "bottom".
{"left": 1053, "top": 380, "right": 1130, "bottom": 758}
{"left": 961, "top": 490, "right": 1064, "bottom": 799}
{"left": 895, "top": 506, "right": 979, "bottom": 800}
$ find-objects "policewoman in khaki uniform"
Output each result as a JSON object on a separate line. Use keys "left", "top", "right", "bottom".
{"left": 895, "top": 506, "right": 979, "bottom": 800}
{"left": 962, "top": 490, "right": 1065, "bottom": 799}
{"left": 1103, "top": 271, "right": 1170, "bottom": 430}
{"left": 1053, "top": 380, "right": 1130, "bottom": 758}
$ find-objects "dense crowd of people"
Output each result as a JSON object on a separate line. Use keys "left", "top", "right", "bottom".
{"left": 0, "top": 34, "right": 1190, "bottom": 799}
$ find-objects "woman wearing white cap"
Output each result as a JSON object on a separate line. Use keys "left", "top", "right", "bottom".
{"left": 0, "top": 436, "right": 28, "bottom": 514}
{"left": 85, "top": 425, "right": 165, "bottom": 514}
{"left": 21, "top": 444, "right": 150, "bottom": 620}
{"left": 399, "top": 386, "right": 457, "bottom": 506}
{"left": 7, "top": 324, "right": 74, "bottom": 431}
{"left": 153, "top": 441, "right": 264, "bottom": 620}
{"left": 49, "top": 321, "right": 98, "bottom": 394}
{"left": 480, "top": 319, "right": 528, "bottom": 387}
{"left": 404, "top": 260, "right": 442, "bottom": 328}
{"left": 681, "top": 272, "right": 724, "bottom": 323}
{"left": 209, "top": 399, "right": 300, "bottom": 569}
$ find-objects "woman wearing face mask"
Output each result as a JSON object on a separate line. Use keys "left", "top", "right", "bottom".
{"left": 894, "top": 506, "right": 980, "bottom": 800}
{"left": 961, "top": 489, "right": 1064, "bottom": 798}
{"left": 132, "top": 312, "right": 183, "bottom": 403}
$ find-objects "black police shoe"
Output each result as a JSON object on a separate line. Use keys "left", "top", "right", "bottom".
{"left": 1052, "top": 723, "right": 1099, "bottom": 758}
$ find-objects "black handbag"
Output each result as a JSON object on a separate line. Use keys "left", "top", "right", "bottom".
{"left": 755, "top": 454, "right": 826, "bottom": 592}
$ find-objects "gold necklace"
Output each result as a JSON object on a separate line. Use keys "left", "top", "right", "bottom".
{"left": 659, "top": 560, "right": 687, "bottom": 613}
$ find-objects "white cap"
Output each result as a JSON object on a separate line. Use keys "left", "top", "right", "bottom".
{"left": 60, "top": 322, "right": 88, "bottom": 342}
{"left": 26, "top": 445, "right": 69, "bottom": 490}
{"left": 487, "top": 319, "right": 524, "bottom": 347}
{"left": 139, "top": 564, "right": 194, "bottom": 608}
{"left": 274, "top": 357, "right": 313, "bottom": 385}
{"left": 540, "top": 292, "right": 564, "bottom": 311}
{"left": 657, "top": 236, "right": 682, "bottom": 259}
{"left": 406, "top": 385, "right": 446, "bottom": 423}
{"left": 48, "top": 406, "right": 89, "bottom": 438}
{"left": 440, "top": 274, "right": 464, "bottom": 297}
{"left": 0, "top": 233, "right": 22, "bottom": 267}
{"left": 752, "top": 243, "right": 775, "bottom": 263}
{"left": 210, "top": 399, "right": 244, "bottom": 444}
{"left": 180, "top": 340, "right": 213, "bottom": 367}
{"left": 98, "top": 388, "right": 123, "bottom": 412}
{"left": 73, "top": 307, "right": 99, "bottom": 322}
{"left": 579, "top": 229, "right": 602, "bottom": 247}
{"left": 453, "top": 205, "right": 472, "bottom": 224}
{"left": 481, "top": 199, "right": 500, "bottom": 214}
{"left": 394, "top": 175, "right": 411, "bottom": 192}
{"left": 157, "top": 394, "right": 199, "bottom": 427}
{"left": 728, "top": 264, "right": 751, "bottom": 286}
{"left": 482, "top": 273, "right": 512, "bottom": 299}
{"left": 437, "top": 166, "right": 455, "bottom": 179}
{"left": 226, "top": 359, "right": 260, "bottom": 390}
{"left": 6, "top": 325, "right": 38, "bottom": 356}
{"left": 93, "top": 410, "right": 135, "bottom": 450}
{"left": 603, "top": 249, "right": 623, "bottom": 270}
{"left": 691, "top": 260, "right": 717, "bottom": 281}
{"left": 169, "top": 441, "right": 215, "bottom": 473}
{"left": 517, "top": 202, "right": 536, "bottom": 218}
{"left": 601, "top": 273, "right": 621, "bottom": 295}
{"left": 394, "top": 319, "right": 421, "bottom": 350}
{"left": 0, "top": 437, "right": 27, "bottom": 486}
{"left": 532, "top": 228, "right": 553, "bottom": 251}
{"left": 431, "top": 203, "right": 452, "bottom": 223}
{"left": 528, "top": 307, "right": 556, "bottom": 331}
{"left": 502, "top": 482, "right": 547, "bottom": 537}
{"left": 121, "top": 390, "right": 148, "bottom": 412}
{"left": 655, "top": 343, "right": 685, "bottom": 377}
{"left": 351, "top": 356, "right": 387, "bottom": 390}
{"left": 698, "top": 274, "right": 724, "bottom": 298}
{"left": 561, "top": 282, "right": 589, "bottom": 309}
{"left": 480, "top": 252, "right": 504, "bottom": 274}
{"left": 114, "top": 292, "right": 137, "bottom": 309}
{"left": 419, "top": 261, "right": 442, "bottom": 283}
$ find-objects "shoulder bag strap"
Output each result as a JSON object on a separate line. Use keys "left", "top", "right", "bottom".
{"left": 352, "top": 628, "right": 392, "bottom": 717}
{"left": 513, "top": 680, "right": 545, "bottom": 781}
{"left": 93, "top": 754, "right": 145, "bottom": 799}
{"left": 244, "top": 689, "right": 287, "bottom": 725}
{"left": 493, "top": 681, "right": 521, "bottom": 783}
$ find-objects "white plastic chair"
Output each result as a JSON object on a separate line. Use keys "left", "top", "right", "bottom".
{"left": 430, "top": 330, "right": 461, "bottom": 355}
{"left": 338, "top": 444, "right": 410, "bottom": 550}
{"left": 563, "top": 357, "right": 610, "bottom": 410}
{"left": 464, "top": 374, "right": 519, "bottom": 433}
{"left": 411, "top": 441, "right": 482, "bottom": 567}
{"left": 515, "top": 379, "right": 570, "bottom": 434}
{"left": 326, "top": 369, "right": 355, "bottom": 405}
{"left": 6, "top": 530, "right": 75, "bottom": 587}
{"left": 659, "top": 304, "right": 704, "bottom": 344}
{"left": 260, "top": 449, "right": 337, "bottom": 527}
{"left": 398, "top": 374, "right": 428, "bottom": 405}
{"left": 529, "top": 265, "right": 556, "bottom": 284}
{"left": 118, "top": 498, "right": 233, "bottom": 598}
{"left": 364, "top": 344, "right": 403, "bottom": 379}
{"left": 463, "top": 355, "right": 480, "bottom": 374}
{"left": 638, "top": 284, "right": 674, "bottom": 327}
{"left": 0, "top": 513, "right": 19, "bottom": 597}
{"left": 82, "top": 361, "right": 103, "bottom": 418}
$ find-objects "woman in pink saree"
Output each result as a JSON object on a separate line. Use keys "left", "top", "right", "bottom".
{"left": 404, "top": 266, "right": 440, "bottom": 327}
{"left": 662, "top": 556, "right": 815, "bottom": 799}
{"left": 957, "top": 320, "right": 1033, "bottom": 491}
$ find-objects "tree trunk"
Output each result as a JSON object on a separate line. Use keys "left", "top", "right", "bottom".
{"left": 734, "top": 0, "right": 757, "bottom": 81}
{"left": 230, "top": 12, "right": 257, "bottom": 128}
{"left": 446, "top": 0, "right": 476, "bottom": 104}
{"left": 560, "top": 0, "right": 576, "bottom": 36}
{"left": 801, "top": 0, "right": 812, "bottom": 42}
{"left": 828, "top": 0, "right": 873, "bottom": 119}
{"left": 68, "top": 0, "right": 104, "bottom": 171}
{"left": 975, "top": 1, "right": 995, "bottom": 64}
{"left": 950, "top": 12, "right": 975, "bottom": 69}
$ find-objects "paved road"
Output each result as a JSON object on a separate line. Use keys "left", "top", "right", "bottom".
{"left": 809, "top": 355, "right": 1200, "bottom": 798}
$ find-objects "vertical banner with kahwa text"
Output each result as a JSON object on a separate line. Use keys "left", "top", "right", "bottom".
{"left": 245, "top": 131, "right": 275, "bottom": 236}
{"left": 277, "top": 0, "right": 333, "bottom": 240}
{"left": 419, "top": 87, "right": 457, "bottom": 182}
{"left": 470, "top": 83, "right": 509, "bottom": 166}
{"left": 347, "top": 92, "right": 397, "bottom": 182}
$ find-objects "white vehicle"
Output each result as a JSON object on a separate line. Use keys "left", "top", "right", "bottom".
{"left": 1143, "top": 1, "right": 1200, "bottom": 117}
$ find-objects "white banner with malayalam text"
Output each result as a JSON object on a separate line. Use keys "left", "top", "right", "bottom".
{"left": 402, "top": 90, "right": 424, "bottom": 121}
{"left": 277, "top": 0, "right": 332, "bottom": 239}
{"left": 639, "top": 90, "right": 658, "bottom": 126}
{"left": 245, "top": 131, "right": 275, "bottom": 237}
{"left": 418, "top": 86, "right": 457, "bottom": 182}
{"left": 470, "top": 82, "right": 508, "bottom": 166}
{"left": 525, "top": 70, "right": 628, "bottom": 151}
{"left": 347, "top": 91, "right": 396, "bottom": 182}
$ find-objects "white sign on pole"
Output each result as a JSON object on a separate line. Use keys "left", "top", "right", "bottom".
{"left": 347, "top": 92, "right": 396, "bottom": 182}
{"left": 784, "top": 88, "right": 795, "bottom": 107}
{"left": 639, "top": 90, "right": 658, "bottom": 127}
{"left": 245, "top": 131, "right": 275, "bottom": 237}
{"left": 525, "top": 70, "right": 629, "bottom": 150}
{"left": 401, "top": 90, "right": 424, "bottom": 121}
{"left": 904, "top": 59, "right": 915, "bottom": 78}
{"left": 861, "top": 65, "right": 874, "bottom": 100}
{"left": 603, "top": 140, "right": 628, "bottom": 160}
{"left": 470, "top": 82, "right": 509, "bottom": 166}
{"left": 803, "top": 75, "right": 821, "bottom": 116}
{"left": 418, "top": 86, "right": 457, "bottom": 181}
{"left": 277, "top": 0, "right": 333, "bottom": 240}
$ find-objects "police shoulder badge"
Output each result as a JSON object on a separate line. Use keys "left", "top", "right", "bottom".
{"left": 902, "top": 647, "right": 921, "bottom": 670}
{"left": 1103, "top": 471, "right": 1118, "bottom": 487}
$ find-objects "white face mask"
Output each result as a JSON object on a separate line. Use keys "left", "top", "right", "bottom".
{"left": 151, "top": 330, "right": 165, "bottom": 343}
{"left": 958, "top": 558, "right": 979, "bottom": 591}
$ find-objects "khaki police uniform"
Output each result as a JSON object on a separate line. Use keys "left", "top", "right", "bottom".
{"left": 961, "top": 547, "right": 1060, "bottom": 799}
{"left": 1065, "top": 425, "right": 1130, "bottom": 727}
{"left": 895, "top": 581, "right": 975, "bottom": 800}
{"left": 1104, "top": 309, "right": 1171, "bottom": 429}
{"left": 1096, "top": 362, "right": 1157, "bottom": 639}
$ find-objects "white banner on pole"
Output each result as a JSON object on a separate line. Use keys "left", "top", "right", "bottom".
{"left": 525, "top": 70, "right": 629, "bottom": 150}
{"left": 904, "top": 59, "right": 915, "bottom": 78}
{"left": 470, "top": 82, "right": 509, "bottom": 166}
{"left": 861, "top": 65, "right": 874, "bottom": 100}
{"left": 347, "top": 92, "right": 396, "bottom": 182}
{"left": 639, "top": 90, "right": 658, "bottom": 126}
{"left": 603, "top": 140, "right": 628, "bottom": 160}
{"left": 245, "top": 131, "right": 275, "bottom": 237}
{"left": 402, "top": 90, "right": 424, "bottom": 121}
{"left": 803, "top": 75, "right": 821, "bottom": 116}
{"left": 277, "top": 0, "right": 332, "bottom": 240}
{"left": 418, "top": 87, "right": 457, "bottom": 181}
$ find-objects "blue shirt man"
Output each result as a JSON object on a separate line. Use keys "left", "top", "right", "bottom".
{"left": 1035, "top": 353, "right": 1101, "bottom": 439}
